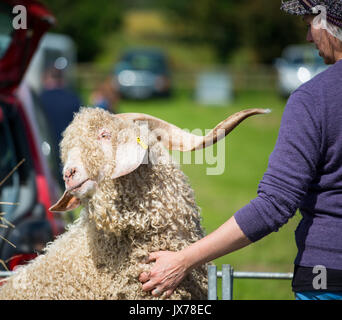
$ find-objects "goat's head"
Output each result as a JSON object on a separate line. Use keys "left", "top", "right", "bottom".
{"left": 50, "top": 107, "right": 270, "bottom": 213}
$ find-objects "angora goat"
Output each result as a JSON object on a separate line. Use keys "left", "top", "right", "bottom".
{"left": 0, "top": 107, "right": 269, "bottom": 300}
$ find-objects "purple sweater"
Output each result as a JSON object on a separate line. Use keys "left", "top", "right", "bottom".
{"left": 234, "top": 59, "right": 342, "bottom": 270}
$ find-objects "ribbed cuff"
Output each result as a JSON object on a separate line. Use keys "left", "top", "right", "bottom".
{"left": 234, "top": 201, "right": 272, "bottom": 243}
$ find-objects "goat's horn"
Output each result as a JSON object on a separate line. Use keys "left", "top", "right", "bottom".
{"left": 115, "top": 108, "right": 271, "bottom": 152}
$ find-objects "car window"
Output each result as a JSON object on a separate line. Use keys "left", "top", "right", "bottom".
{"left": 0, "top": 106, "right": 20, "bottom": 217}
{"left": 0, "top": 3, "right": 14, "bottom": 59}
{"left": 122, "top": 53, "right": 167, "bottom": 73}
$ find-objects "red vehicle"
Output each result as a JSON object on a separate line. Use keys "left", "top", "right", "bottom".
{"left": 0, "top": 0, "right": 65, "bottom": 271}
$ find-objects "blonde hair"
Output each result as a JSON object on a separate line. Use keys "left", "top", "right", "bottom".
{"left": 312, "top": 5, "right": 342, "bottom": 42}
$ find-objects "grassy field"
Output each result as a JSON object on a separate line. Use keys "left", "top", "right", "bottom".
{"left": 118, "top": 89, "right": 301, "bottom": 300}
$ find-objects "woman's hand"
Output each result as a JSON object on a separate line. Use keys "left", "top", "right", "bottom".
{"left": 139, "top": 217, "right": 251, "bottom": 298}
{"left": 139, "top": 250, "right": 190, "bottom": 298}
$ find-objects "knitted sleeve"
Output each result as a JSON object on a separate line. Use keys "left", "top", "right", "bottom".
{"left": 234, "top": 89, "right": 322, "bottom": 242}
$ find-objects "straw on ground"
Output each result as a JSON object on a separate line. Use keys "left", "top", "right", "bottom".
{"left": 0, "top": 159, "right": 25, "bottom": 271}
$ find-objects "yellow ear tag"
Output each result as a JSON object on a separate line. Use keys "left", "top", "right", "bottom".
{"left": 137, "top": 137, "right": 148, "bottom": 150}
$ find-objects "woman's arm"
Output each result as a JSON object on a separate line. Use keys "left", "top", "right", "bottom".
{"left": 139, "top": 215, "right": 251, "bottom": 297}
{"left": 140, "top": 89, "right": 322, "bottom": 298}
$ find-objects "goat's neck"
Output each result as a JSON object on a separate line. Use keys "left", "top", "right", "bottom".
{"left": 85, "top": 162, "right": 202, "bottom": 245}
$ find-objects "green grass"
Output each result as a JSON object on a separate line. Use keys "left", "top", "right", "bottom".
{"left": 118, "top": 89, "right": 300, "bottom": 300}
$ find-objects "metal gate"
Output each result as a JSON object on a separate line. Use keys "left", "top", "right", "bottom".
{"left": 208, "top": 264, "right": 293, "bottom": 300}
{"left": 0, "top": 271, "right": 13, "bottom": 278}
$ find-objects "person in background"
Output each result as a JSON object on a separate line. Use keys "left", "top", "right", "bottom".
{"left": 139, "top": 0, "right": 342, "bottom": 300}
{"left": 39, "top": 66, "right": 81, "bottom": 184}
{"left": 89, "top": 76, "right": 119, "bottom": 113}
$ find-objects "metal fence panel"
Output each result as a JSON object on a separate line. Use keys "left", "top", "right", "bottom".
{"left": 0, "top": 271, "right": 13, "bottom": 278}
{"left": 207, "top": 265, "right": 218, "bottom": 300}
{"left": 221, "top": 264, "right": 233, "bottom": 300}
{"left": 209, "top": 264, "right": 293, "bottom": 300}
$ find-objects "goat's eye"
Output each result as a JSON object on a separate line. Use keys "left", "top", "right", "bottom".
{"left": 98, "top": 130, "right": 111, "bottom": 140}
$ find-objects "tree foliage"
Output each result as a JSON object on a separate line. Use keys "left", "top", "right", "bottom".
{"left": 39, "top": 0, "right": 306, "bottom": 64}
{"left": 239, "top": 0, "right": 306, "bottom": 63}
{"left": 155, "top": 0, "right": 306, "bottom": 63}
{"left": 41, "top": 0, "right": 123, "bottom": 62}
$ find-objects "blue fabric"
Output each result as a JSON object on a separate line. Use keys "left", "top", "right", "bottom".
{"left": 40, "top": 88, "right": 81, "bottom": 146}
{"left": 234, "top": 59, "right": 342, "bottom": 270}
{"left": 295, "top": 291, "right": 342, "bottom": 300}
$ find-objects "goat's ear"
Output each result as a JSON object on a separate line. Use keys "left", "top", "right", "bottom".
{"left": 49, "top": 191, "right": 81, "bottom": 212}
{"left": 111, "top": 140, "right": 148, "bottom": 179}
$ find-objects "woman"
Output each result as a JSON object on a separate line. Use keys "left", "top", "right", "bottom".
{"left": 139, "top": 0, "right": 342, "bottom": 300}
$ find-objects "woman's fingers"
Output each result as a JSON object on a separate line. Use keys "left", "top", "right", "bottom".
{"left": 142, "top": 278, "right": 158, "bottom": 292}
{"left": 152, "top": 287, "right": 162, "bottom": 297}
{"left": 139, "top": 251, "right": 188, "bottom": 298}
{"left": 139, "top": 271, "right": 150, "bottom": 283}
{"left": 139, "top": 252, "right": 161, "bottom": 284}
{"left": 149, "top": 284, "right": 174, "bottom": 298}
{"left": 147, "top": 251, "right": 160, "bottom": 262}
{"left": 164, "top": 289, "right": 174, "bottom": 298}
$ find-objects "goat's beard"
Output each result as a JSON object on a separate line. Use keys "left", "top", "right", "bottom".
{"left": 85, "top": 177, "right": 123, "bottom": 236}
{"left": 85, "top": 165, "right": 158, "bottom": 237}
{"left": 85, "top": 163, "right": 204, "bottom": 250}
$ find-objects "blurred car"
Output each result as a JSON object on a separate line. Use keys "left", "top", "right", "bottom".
{"left": 0, "top": 0, "right": 65, "bottom": 272}
{"left": 113, "top": 48, "right": 172, "bottom": 100}
{"left": 24, "top": 32, "right": 77, "bottom": 94}
{"left": 274, "top": 44, "right": 329, "bottom": 97}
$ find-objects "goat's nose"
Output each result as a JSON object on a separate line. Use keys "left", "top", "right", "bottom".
{"left": 64, "top": 167, "right": 77, "bottom": 181}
